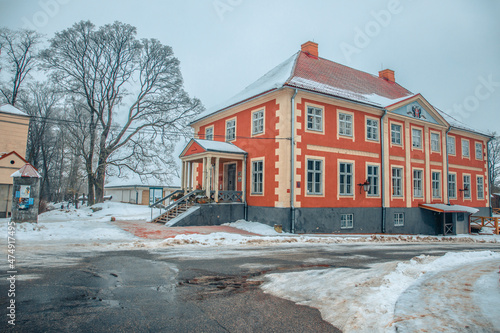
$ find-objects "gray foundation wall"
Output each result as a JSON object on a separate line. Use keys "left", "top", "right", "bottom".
{"left": 247, "top": 206, "right": 291, "bottom": 232}
{"left": 294, "top": 207, "right": 383, "bottom": 234}
{"left": 172, "top": 204, "right": 492, "bottom": 235}
{"left": 173, "top": 203, "right": 245, "bottom": 227}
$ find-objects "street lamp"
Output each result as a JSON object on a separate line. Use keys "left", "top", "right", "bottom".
{"left": 358, "top": 180, "right": 371, "bottom": 194}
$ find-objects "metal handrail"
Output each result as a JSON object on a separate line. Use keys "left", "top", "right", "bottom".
{"left": 150, "top": 190, "right": 203, "bottom": 221}
{"left": 149, "top": 189, "right": 183, "bottom": 208}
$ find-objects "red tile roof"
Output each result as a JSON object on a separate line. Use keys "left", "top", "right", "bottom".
{"left": 287, "top": 52, "right": 413, "bottom": 103}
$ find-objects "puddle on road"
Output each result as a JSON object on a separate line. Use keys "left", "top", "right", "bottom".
{"left": 180, "top": 264, "right": 337, "bottom": 297}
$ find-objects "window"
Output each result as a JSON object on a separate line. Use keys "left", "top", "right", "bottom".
{"left": 307, "top": 159, "right": 322, "bottom": 195}
{"left": 477, "top": 176, "right": 484, "bottom": 199}
{"left": 432, "top": 172, "right": 441, "bottom": 198}
{"left": 462, "top": 140, "right": 469, "bottom": 158}
{"left": 457, "top": 213, "right": 465, "bottom": 222}
{"left": 475, "top": 142, "right": 482, "bottom": 160}
{"left": 391, "top": 124, "right": 402, "bottom": 145}
{"left": 463, "top": 175, "right": 471, "bottom": 199}
{"left": 251, "top": 161, "right": 263, "bottom": 194}
{"left": 341, "top": 214, "right": 353, "bottom": 229}
{"left": 252, "top": 110, "right": 264, "bottom": 135}
{"left": 339, "top": 113, "right": 353, "bottom": 136}
{"left": 339, "top": 162, "right": 353, "bottom": 195}
{"left": 366, "top": 118, "right": 378, "bottom": 141}
{"left": 431, "top": 133, "right": 440, "bottom": 152}
{"left": 367, "top": 165, "right": 379, "bottom": 196}
{"left": 413, "top": 170, "right": 423, "bottom": 198}
{"left": 412, "top": 128, "right": 422, "bottom": 148}
{"left": 394, "top": 213, "right": 404, "bottom": 227}
{"left": 392, "top": 167, "right": 403, "bottom": 197}
{"left": 205, "top": 127, "right": 213, "bottom": 140}
{"left": 226, "top": 119, "right": 235, "bottom": 141}
{"left": 447, "top": 136, "right": 455, "bottom": 155}
{"left": 448, "top": 174, "right": 456, "bottom": 199}
{"left": 307, "top": 106, "right": 322, "bottom": 132}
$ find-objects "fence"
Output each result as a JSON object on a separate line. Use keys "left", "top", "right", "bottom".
{"left": 470, "top": 216, "right": 500, "bottom": 235}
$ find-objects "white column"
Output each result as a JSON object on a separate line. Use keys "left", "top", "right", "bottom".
{"left": 202, "top": 158, "right": 206, "bottom": 191}
{"left": 205, "top": 157, "right": 211, "bottom": 197}
{"left": 242, "top": 156, "right": 247, "bottom": 203}
{"left": 188, "top": 162, "right": 193, "bottom": 192}
{"left": 181, "top": 161, "right": 186, "bottom": 193}
{"left": 215, "top": 157, "right": 220, "bottom": 203}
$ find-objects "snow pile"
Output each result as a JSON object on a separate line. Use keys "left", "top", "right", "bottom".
{"left": 260, "top": 251, "right": 500, "bottom": 332}
{"left": 223, "top": 220, "right": 292, "bottom": 236}
{"left": 40, "top": 201, "right": 159, "bottom": 222}
{"left": 10, "top": 220, "right": 136, "bottom": 242}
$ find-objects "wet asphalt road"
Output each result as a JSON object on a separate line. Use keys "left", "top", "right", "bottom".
{"left": 1, "top": 243, "right": 499, "bottom": 332}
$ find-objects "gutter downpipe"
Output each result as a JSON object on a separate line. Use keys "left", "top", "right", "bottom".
{"left": 381, "top": 109, "right": 388, "bottom": 233}
{"left": 290, "top": 89, "right": 298, "bottom": 233}
{"left": 445, "top": 127, "right": 452, "bottom": 205}
{"left": 487, "top": 136, "right": 493, "bottom": 217}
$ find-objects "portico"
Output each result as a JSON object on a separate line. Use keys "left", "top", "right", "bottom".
{"left": 179, "top": 139, "right": 247, "bottom": 203}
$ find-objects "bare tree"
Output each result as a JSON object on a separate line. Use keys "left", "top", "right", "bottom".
{"left": 41, "top": 21, "right": 203, "bottom": 204}
{"left": 489, "top": 134, "right": 500, "bottom": 194}
{"left": 0, "top": 28, "right": 42, "bottom": 105}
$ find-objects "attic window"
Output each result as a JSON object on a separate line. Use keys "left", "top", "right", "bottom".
{"left": 10, "top": 160, "right": 15, "bottom": 165}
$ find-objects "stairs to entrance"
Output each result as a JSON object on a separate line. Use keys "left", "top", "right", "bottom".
{"left": 152, "top": 202, "right": 196, "bottom": 224}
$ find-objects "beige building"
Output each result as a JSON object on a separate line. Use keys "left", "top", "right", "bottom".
{"left": 0, "top": 104, "right": 30, "bottom": 217}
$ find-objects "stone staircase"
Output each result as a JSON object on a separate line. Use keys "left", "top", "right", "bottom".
{"left": 150, "top": 190, "right": 203, "bottom": 225}
{"left": 152, "top": 202, "right": 196, "bottom": 224}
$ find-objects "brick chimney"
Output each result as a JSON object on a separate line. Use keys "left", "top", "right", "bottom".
{"left": 379, "top": 69, "right": 395, "bottom": 82}
{"left": 301, "top": 41, "right": 318, "bottom": 58}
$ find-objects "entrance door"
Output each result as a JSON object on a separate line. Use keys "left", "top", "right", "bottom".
{"left": 444, "top": 213, "right": 454, "bottom": 235}
{"left": 225, "top": 163, "right": 236, "bottom": 191}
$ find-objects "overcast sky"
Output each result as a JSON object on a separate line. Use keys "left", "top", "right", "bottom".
{"left": 1, "top": 0, "right": 499, "bottom": 135}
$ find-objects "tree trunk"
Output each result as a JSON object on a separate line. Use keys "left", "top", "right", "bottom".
{"left": 94, "top": 151, "right": 108, "bottom": 204}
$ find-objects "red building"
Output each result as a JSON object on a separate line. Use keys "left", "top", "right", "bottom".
{"left": 179, "top": 42, "right": 492, "bottom": 235}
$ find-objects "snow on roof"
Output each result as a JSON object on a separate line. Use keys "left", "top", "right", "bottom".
{"left": 0, "top": 104, "right": 28, "bottom": 116}
{"left": 11, "top": 163, "right": 41, "bottom": 178}
{"left": 193, "top": 46, "right": 489, "bottom": 138}
{"left": 193, "top": 52, "right": 299, "bottom": 122}
{"left": 194, "top": 139, "right": 247, "bottom": 154}
{"left": 419, "top": 203, "right": 479, "bottom": 214}
{"left": 105, "top": 173, "right": 179, "bottom": 188}
{"left": 436, "top": 108, "right": 491, "bottom": 137}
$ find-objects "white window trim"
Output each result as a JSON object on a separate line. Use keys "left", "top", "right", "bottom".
{"left": 413, "top": 168, "right": 424, "bottom": 199}
{"left": 391, "top": 166, "right": 404, "bottom": 199}
{"left": 390, "top": 121, "right": 403, "bottom": 147}
{"left": 448, "top": 172, "right": 457, "bottom": 200}
{"left": 225, "top": 118, "right": 236, "bottom": 142}
{"left": 366, "top": 163, "right": 380, "bottom": 198}
{"left": 305, "top": 156, "right": 325, "bottom": 197}
{"left": 462, "top": 139, "right": 470, "bottom": 159}
{"left": 305, "top": 104, "right": 324, "bottom": 134}
{"left": 251, "top": 109, "right": 265, "bottom": 137}
{"left": 463, "top": 173, "right": 472, "bottom": 200}
{"left": 337, "top": 110, "right": 354, "bottom": 140}
{"left": 475, "top": 142, "right": 483, "bottom": 160}
{"left": 365, "top": 116, "right": 380, "bottom": 142}
{"left": 447, "top": 135, "right": 456, "bottom": 156}
{"left": 431, "top": 170, "right": 441, "bottom": 199}
{"left": 250, "top": 158, "right": 264, "bottom": 196}
{"left": 411, "top": 127, "right": 423, "bottom": 150}
{"left": 340, "top": 213, "right": 354, "bottom": 229}
{"left": 476, "top": 175, "right": 484, "bottom": 200}
{"left": 338, "top": 160, "right": 354, "bottom": 197}
{"left": 430, "top": 131, "right": 441, "bottom": 153}
{"left": 205, "top": 125, "right": 214, "bottom": 140}
{"left": 394, "top": 213, "right": 404, "bottom": 227}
